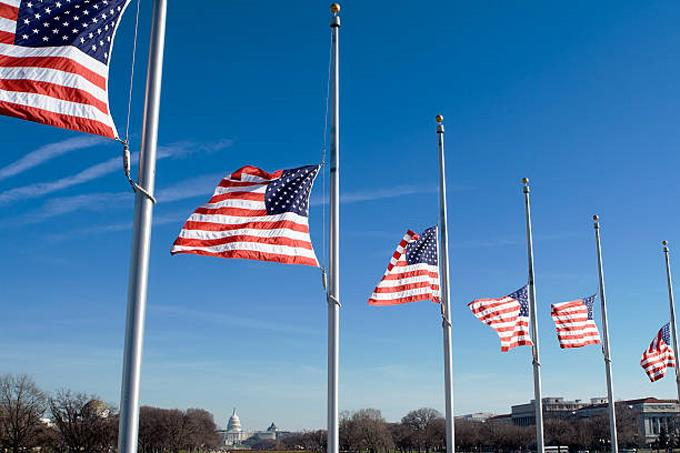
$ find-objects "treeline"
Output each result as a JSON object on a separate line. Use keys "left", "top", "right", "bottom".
{"left": 0, "top": 374, "right": 220, "bottom": 453}
{"left": 5, "top": 373, "right": 680, "bottom": 453}
{"left": 259, "top": 404, "right": 665, "bottom": 453}
{"left": 255, "top": 408, "right": 447, "bottom": 453}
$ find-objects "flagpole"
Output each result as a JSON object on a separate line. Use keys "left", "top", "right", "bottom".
{"left": 593, "top": 215, "right": 619, "bottom": 453}
{"left": 662, "top": 241, "right": 680, "bottom": 402}
{"left": 117, "top": 1, "right": 168, "bottom": 453}
{"left": 327, "top": 5, "right": 341, "bottom": 453}
{"left": 435, "top": 114, "right": 455, "bottom": 453}
{"left": 521, "top": 178, "right": 544, "bottom": 453}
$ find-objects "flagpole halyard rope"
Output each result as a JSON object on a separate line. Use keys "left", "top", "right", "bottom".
{"left": 320, "top": 27, "right": 333, "bottom": 298}
{"left": 118, "top": 0, "right": 155, "bottom": 204}
{"left": 440, "top": 303, "right": 452, "bottom": 327}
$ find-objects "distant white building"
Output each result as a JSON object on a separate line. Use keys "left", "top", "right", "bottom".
{"left": 457, "top": 412, "right": 496, "bottom": 423}
{"left": 217, "top": 408, "right": 282, "bottom": 448}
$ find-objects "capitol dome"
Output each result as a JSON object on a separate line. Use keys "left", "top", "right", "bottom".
{"left": 227, "top": 408, "right": 242, "bottom": 433}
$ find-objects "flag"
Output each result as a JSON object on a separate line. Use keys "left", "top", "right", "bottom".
{"left": 368, "top": 227, "right": 440, "bottom": 306}
{"left": 0, "top": 0, "right": 129, "bottom": 138}
{"left": 550, "top": 295, "right": 601, "bottom": 349}
{"left": 641, "top": 323, "right": 676, "bottom": 382}
{"left": 468, "top": 285, "right": 533, "bottom": 352}
{"left": 171, "top": 164, "right": 320, "bottom": 267}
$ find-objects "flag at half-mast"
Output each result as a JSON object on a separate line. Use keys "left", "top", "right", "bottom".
{"left": 468, "top": 286, "right": 533, "bottom": 352}
{"left": 551, "top": 295, "right": 601, "bottom": 349}
{"left": 0, "top": 0, "right": 129, "bottom": 138}
{"left": 368, "top": 227, "right": 440, "bottom": 306}
{"left": 641, "top": 323, "right": 676, "bottom": 382}
{"left": 171, "top": 164, "right": 320, "bottom": 267}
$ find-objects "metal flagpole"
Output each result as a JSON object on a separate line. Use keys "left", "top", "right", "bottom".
{"left": 117, "top": 1, "right": 168, "bottom": 453}
{"left": 327, "top": 5, "right": 341, "bottom": 453}
{"left": 521, "top": 178, "right": 544, "bottom": 453}
{"left": 593, "top": 215, "right": 619, "bottom": 453}
{"left": 662, "top": 241, "right": 680, "bottom": 402}
{"left": 436, "top": 114, "right": 455, "bottom": 453}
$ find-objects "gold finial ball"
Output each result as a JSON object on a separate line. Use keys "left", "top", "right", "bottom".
{"left": 522, "top": 177, "right": 529, "bottom": 184}
{"left": 435, "top": 114, "right": 444, "bottom": 123}
{"left": 663, "top": 240, "right": 669, "bottom": 247}
{"left": 330, "top": 3, "right": 341, "bottom": 13}
{"left": 593, "top": 214, "right": 600, "bottom": 222}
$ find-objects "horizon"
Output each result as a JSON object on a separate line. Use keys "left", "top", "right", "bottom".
{"left": 4, "top": 0, "right": 680, "bottom": 434}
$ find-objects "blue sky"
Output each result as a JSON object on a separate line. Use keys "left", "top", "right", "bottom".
{"left": 3, "top": 0, "right": 680, "bottom": 432}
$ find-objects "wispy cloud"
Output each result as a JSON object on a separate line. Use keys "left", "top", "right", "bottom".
{"left": 155, "top": 172, "right": 222, "bottom": 202}
{"left": 0, "top": 136, "right": 106, "bottom": 182}
{"left": 12, "top": 171, "right": 223, "bottom": 226}
{"left": 0, "top": 139, "right": 233, "bottom": 206}
{"left": 17, "top": 192, "right": 131, "bottom": 224}
{"left": 0, "top": 156, "right": 124, "bottom": 205}
{"left": 151, "top": 304, "right": 321, "bottom": 337}
{"left": 311, "top": 184, "right": 439, "bottom": 206}
{"left": 45, "top": 211, "right": 186, "bottom": 242}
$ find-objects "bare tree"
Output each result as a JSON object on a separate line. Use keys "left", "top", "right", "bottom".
{"left": 300, "top": 429, "right": 327, "bottom": 452}
{"left": 49, "top": 389, "right": 116, "bottom": 453}
{"left": 341, "top": 408, "right": 394, "bottom": 453}
{"left": 401, "top": 408, "right": 442, "bottom": 452}
{"left": 0, "top": 374, "right": 47, "bottom": 453}
{"left": 185, "top": 408, "right": 220, "bottom": 451}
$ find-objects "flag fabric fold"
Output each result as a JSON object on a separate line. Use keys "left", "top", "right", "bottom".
{"left": 0, "top": 0, "right": 129, "bottom": 138}
{"left": 468, "top": 285, "right": 534, "bottom": 352}
{"left": 550, "top": 295, "right": 601, "bottom": 349}
{"left": 171, "top": 164, "right": 320, "bottom": 267}
{"left": 368, "top": 226, "right": 440, "bottom": 306}
{"left": 641, "top": 323, "right": 676, "bottom": 382}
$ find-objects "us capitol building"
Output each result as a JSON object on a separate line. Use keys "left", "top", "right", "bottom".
{"left": 218, "top": 409, "right": 283, "bottom": 448}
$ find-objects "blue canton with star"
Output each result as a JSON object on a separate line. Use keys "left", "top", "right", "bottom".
{"left": 405, "top": 226, "right": 438, "bottom": 266}
{"left": 14, "top": 0, "right": 128, "bottom": 64}
{"left": 509, "top": 285, "right": 530, "bottom": 317}
{"left": 662, "top": 323, "right": 672, "bottom": 345}
{"left": 583, "top": 295, "right": 597, "bottom": 320}
{"left": 265, "top": 165, "right": 319, "bottom": 217}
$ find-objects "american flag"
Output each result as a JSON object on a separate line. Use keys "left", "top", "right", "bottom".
{"left": 468, "top": 285, "right": 534, "bottom": 352}
{"left": 0, "top": 0, "right": 128, "bottom": 137}
{"left": 368, "top": 227, "right": 440, "bottom": 306}
{"left": 641, "top": 323, "right": 676, "bottom": 382}
{"left": 550, "top": 295, "right": 601, "bottom": 349}
{"left": 171, "top": 164, "right": 320, "bottom": 267}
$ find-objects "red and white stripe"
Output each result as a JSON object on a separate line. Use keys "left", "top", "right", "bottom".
{"left": 468, "top": 291, "right": 533, "bottom": 352}
{"left": 551, "top": 299, "right": 601, "bottom": 349}
{"left": 641, "top": 327, "right": 676, "bottom": 382}
{"left": 368, "top": 230, "right": 440, "bottom": 306}
{"left": 0, "top": 0, "right": 123, "bottom": 137}
{"left": 171, "top": 165, "right": 319, "bottom": 267}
